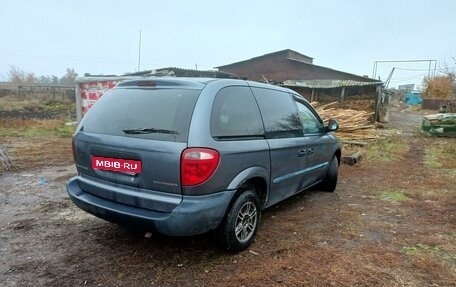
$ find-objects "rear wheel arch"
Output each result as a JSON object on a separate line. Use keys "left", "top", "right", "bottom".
{"left": 226, "top": 167, "right": 269, "bottom": 208}
{"left": 239, "top": 177, "right": 267, "bottom": 209}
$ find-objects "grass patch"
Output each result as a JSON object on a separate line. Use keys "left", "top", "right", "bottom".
{"left": 424, "top": 140, "right": 456, "bottom": 169}
{"left": 0, "top": 96, "right": 41, "bottom": 111}
{"left": 43, "top": 100, "right": 75, "bottom": 113}
{"left": 402, "top": 244, "right": 440, "bottom": 255}
{"left": 4, "top": 136, "right": 74, "bottom": 170}
{"left": 447, "top": 169, "right": 456, "bottom": 177}
{"left": 0, "top": 96, "right": 74, "bottom": 112}
{"left": 402, "top": 243, "right": 456, "bottom": 263}
{"left": 0, "top": 119, "right": 75, "bottom": 137}
{"left": 413, "top": 188, "right": 454, "bottom": 201}
{"left": 365, "top": 137, "right": 407, "bottom": 163}
{"left": 401, "top": 244, "right": 456, "bottom": 285}
{"left": 425, "top": 148, "right": 444, "bottom": 169}
{"left": 380, "top": 190, "right": 409, "bottom": 202}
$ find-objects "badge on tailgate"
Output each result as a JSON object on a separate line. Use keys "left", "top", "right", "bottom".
{"left": 91, "top": 156, "right": 142, "bottom": 173}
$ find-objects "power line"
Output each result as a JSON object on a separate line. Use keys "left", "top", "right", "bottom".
{"left": 372, "top": 59, "right": 437, "bottom": 79}
{"left": 394, "top": 66, "right": 456, "bottom": 72}
{"left": 0, "top": 49, "right": 135, "bottom": 65}
{"left": 389, "top": 76, "right": 428, "bottom": 84}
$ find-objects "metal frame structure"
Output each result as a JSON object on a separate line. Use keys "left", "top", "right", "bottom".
{"left": 372, "top": 59, "right": 437, "bottom": 80}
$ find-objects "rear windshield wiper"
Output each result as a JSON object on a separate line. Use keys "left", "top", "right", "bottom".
{"left": 122, "top": 127, "right": 179, "bottom": 134}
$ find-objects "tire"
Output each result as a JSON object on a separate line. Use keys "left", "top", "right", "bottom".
{"left": 319, "top": 156, "right": 338, "bottom": 192}
{"left": 217, "top": 188, "right": 261, "bottom": 253}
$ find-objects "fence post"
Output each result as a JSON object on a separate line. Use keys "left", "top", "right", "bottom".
{"left": 340, "top": 87, "right": 346, "bottom": 108}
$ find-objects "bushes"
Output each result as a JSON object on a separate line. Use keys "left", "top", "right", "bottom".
{"left": 422, "top": 75, "right": 455, "bottom": 100}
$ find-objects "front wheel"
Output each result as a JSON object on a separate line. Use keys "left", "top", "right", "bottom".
{"left": 319, "top": 156, "right": 339, "bottom": 192}
{"left": 217, "top": 189, "right": 261, "bottom": 253}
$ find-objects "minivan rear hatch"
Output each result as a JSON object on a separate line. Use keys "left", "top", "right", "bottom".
{"left": 73, "top": 80, "right": 203, "bottom": 198}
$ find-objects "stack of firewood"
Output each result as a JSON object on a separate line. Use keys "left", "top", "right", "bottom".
{"left": 311, "top": 102, "right": 379, "bottom": 140}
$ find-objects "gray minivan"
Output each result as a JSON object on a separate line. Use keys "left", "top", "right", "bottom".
{"left": 67, "top": 77, "right": 341, "bottom": 252}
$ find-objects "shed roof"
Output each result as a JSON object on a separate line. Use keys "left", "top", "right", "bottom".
{"left": 77, "top": 67, "right": 239, "bottom": 83}
{"left": 286, "top": 58, "right": 379, "bottom": 83}
{"left": 283, "top": 79, "right": 382, "bottom": 89}
{"left": 216, "top": 49, "right": 313, "bottom": 69}
{"left": 216, "top": 49, "right": 380, "bottom": 85}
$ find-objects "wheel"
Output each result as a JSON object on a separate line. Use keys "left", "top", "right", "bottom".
{"left": 319, "top": 156, "right": 338, "bottom": 192}
{"left": 217, "top": 188, "right": 261, "bottom": 253}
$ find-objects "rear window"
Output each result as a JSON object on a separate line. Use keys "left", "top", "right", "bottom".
{"left": 79, "top": 88, "right": 200, "bottom": 142}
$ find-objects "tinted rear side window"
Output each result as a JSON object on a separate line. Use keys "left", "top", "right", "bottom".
{"left": 251, "top": 87, "right": 303, "bottom": 139}
{"left": 210, "top": 86, "right": 264, "bottom": 140}
{"left": 80, "top": 88, "right": 200, "bottom": 142}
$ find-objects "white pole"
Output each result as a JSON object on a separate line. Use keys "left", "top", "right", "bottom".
{"left": 137, "top": 30, "right": 142, "bottom": 71}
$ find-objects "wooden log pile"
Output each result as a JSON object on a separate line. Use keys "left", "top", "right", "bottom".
{"left": 311, "top": 101, "right": 379, "bottom": 140}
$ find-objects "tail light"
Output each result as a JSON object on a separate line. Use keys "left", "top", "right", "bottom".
{"left": 181, "top": 148, "right": 220, "bottom": 186}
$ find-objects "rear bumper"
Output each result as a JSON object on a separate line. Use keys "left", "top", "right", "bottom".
{"left": 66, "top": 176, "right": 235, "bottom": 236}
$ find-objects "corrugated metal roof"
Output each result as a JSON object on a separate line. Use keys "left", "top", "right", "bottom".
{"left": 215, "top": 49, "right": 313, "bottom": 68}
{"left": 76, "top": 68, "right": 240, "bottom": 83}
{"left": 283, "top": 79, "right": 382, "bottom": 89}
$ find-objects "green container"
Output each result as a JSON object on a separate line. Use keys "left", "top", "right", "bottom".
{"left": 421, "top": 113, "right": 456, "bottom": 137}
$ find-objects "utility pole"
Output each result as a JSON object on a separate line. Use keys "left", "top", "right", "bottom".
{"left": 137, "top": 30, "right": 142, "bottom": 71}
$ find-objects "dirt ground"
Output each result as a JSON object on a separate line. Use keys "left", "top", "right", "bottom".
{"left": 1, "top": 108, "right": 455, "bottom": 287}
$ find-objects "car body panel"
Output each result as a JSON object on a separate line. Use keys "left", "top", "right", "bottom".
{"left": 66, "top": 77, "right": 341, "bottom": 237}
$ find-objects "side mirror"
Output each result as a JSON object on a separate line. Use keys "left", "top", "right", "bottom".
{"left": 326, "top": 119, "right": 339, "bottom": 132}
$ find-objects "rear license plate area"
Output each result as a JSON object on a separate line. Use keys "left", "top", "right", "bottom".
{"left": 91, "top": 156, "right": 142, "bottom": 174}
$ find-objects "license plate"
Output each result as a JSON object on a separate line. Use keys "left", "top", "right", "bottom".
{"left": 91, "top": 156, "right": 142, "bottom": 173}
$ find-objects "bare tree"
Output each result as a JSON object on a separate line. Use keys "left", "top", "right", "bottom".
{"left": 36, "top": 75, "right": 53, "bottom": 85}
{"left": 422, "top": 75, "right": 453, "bottom": 99}
{"left": 59, "top": 68, "right": 78, "bottom": 86}
{"left": 7, "top": 66, "right": 37, "bottom": 85}
{"left": 441, "top": 59, "right": 456, "bottom": 96}
{"left": 10, "top": 66, "right": 34, "bottom": 85}
{"left": 6, "top": 66, "right": 80, "bottom": 87}
{"left": 423, "top": 58, "right": 456, "bottom": 99}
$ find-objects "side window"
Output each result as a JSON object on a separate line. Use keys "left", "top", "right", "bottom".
{"left": 293, "top": 98, "right": 325, "bottom": 134}
{"left": 210, "top": 86, "right": 264, "bottom": 140}
{"left": 252, "top": 88, "right": 303, "bottom": 139}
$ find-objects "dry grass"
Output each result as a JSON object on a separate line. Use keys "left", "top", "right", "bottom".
{"left": 0, "top": 95, "right": 43, "bottom": 111}
{"left": 424, "top": 138, "right": 456, "bottom": 169}
{"left": 1, "top": 111, "right": 456, "bottom": 286}
{"left": 0, "top": 118, "right": 75, "bottom": 137}
{"left": 1, "top": 136, "right": 73, "bottom": 171}
{"left": 0, "top": 119, "right": 74, "bottom": 172}
{"left": 0, "top": 95, "right": 74, "bottom": 112}
{"left": 364, "top": 136, "right": 408, "bottom": 164}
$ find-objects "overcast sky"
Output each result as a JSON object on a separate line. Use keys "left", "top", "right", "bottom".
{"left": 1, "top": 0, "right": 455, "bottom": 88}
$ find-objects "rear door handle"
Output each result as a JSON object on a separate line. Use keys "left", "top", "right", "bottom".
{"left": 308, "top": 147, "right": 315, "bottom": 155}
{"left": 298, "top": 149, "right": 306, "bottom": 157}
